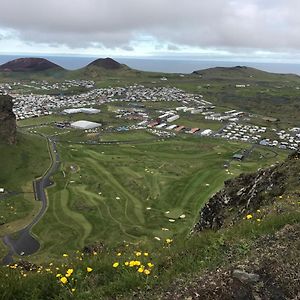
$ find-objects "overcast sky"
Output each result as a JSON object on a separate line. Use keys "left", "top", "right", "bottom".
{"left": 0, "top": 0, "right": 300, "bottom": 61}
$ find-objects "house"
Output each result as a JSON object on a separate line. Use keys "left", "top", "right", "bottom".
{"left": 189, "top": 128, "right": 200, "bottom": 134}
{"left": 175, "top": 126, "right": 185, "bottom": 132}
{"left": 233, "top": 154, "right": 244, "bottom": 160}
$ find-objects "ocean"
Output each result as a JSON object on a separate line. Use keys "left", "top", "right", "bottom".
{"left": 1, "top": 54, "right": 300, "bottom": 75}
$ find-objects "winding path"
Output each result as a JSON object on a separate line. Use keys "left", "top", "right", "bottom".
{"left": 1, "top": 137, "right": 60, "bottom": 265}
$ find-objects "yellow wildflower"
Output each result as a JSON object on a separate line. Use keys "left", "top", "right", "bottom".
{"left": 60, "top": 277, "right": 68, "bottom": 284}
{"left": 144, "top": 252, "right": 149, "bottom": 256}
{"left": 147, "top": 262, "right": 154, "bottom": 268}
{"left": 125, "top": 261, "right": 129, "bottom": 266}
{"left": 113, "top": 262, "right": 119, "bottom": 268}
{"left": 56, "top": 274, "right": 62, "bottom": 278}
{"left": 87, "top": 267, "right": 93, "bottom": 273}
{"left": 144, "top": 269, "right": 151, "bottom": 275}
{"left": 246, "top": 214, "right": 253, "bottom": 220}
{"left": 134, "top": 261, "right": 141, "bottom": 266}
{"left": 117, "top": 252, "right": 122, "bottom": 256}
{"left": 62, "top": 254, "right": 68, "bottom": 257}
{"left": 66, "top": 268, "right": 74, "bottom": 275}
{"left": 71, "top": 288, "right": 76, "bottom": 293}
{"left": 166, "top": 238, "right": 173, "bottom": 244}
{"left": 137, "top": 266, "right": 144, "bottom": 273}
{"left": 135, "top": 251, "right": 142, "bottom": 257}
{"left": 129, "top": 261, "right": 135, "bottom": 267}
{"left": 257, "top": 219, "right": 261, "bottom": 222}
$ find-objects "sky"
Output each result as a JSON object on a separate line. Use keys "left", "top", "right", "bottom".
{"left": 0, "top": 0, "right": 300, "bottom": 62}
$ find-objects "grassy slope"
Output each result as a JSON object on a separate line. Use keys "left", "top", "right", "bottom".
{"left": 30, "top": 135, "right": 287, "bottom": 262}
{"left": 0, "top": 133, "right": 50, "bottom": 250}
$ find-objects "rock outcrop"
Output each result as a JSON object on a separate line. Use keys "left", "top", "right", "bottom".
{"left": 0, "top": 95, "right": 16, "bottom": 144}
{"left": 194, "top": 151, "right": 300, "bottom": 231}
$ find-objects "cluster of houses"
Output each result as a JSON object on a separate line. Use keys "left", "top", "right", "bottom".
{"left": 1, "top": 80, "right": 95, "bottom": 94}
{"left": 147, "top": 129, "right": 176, "bottom": 138}
{"left": 218, "top": 123, "right": 300, "bottom": 150}
{"left": 259, "top": 128, "right": 300, "bottom": 150}
{"left": 203, "top": 110, "right": 245, "bottom": 122}
{"left": 3, "top": 80, "right": 299, "bottom": 152}
{"left": 11, "top": 85, "right": 207, "bottom": 121}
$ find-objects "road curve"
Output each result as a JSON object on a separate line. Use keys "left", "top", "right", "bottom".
{"left": 1, "top": 137, "right": 60, "bottom": 265}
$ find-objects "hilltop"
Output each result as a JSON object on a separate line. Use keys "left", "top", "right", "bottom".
{"left": 87, "top": 57, "right": 125, "bottom": 70}
{"left": 0, "top": 58, "right": 64, "bottom": 72}
{"left": 192, "top": 65, "right": 300, "bottom": 81}
{"left": 0, "top": 95, "right": 16, "bottom": 144}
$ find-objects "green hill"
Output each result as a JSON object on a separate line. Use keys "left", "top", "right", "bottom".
{"left": 192, "top": 65, "right": 300, "bottom": 82}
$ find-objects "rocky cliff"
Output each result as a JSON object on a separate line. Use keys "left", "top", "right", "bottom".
{"left": 0, "top": 95, "right": 16, "bottom": 144}
{"left": 194, "top": 151, "right": 300, "bottom": 231}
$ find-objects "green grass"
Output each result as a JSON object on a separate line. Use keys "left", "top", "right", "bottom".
{"left": 30, "top": 135, "right": 287, "bottom": 262}
{"left": 176, "top": 114, "right": 223, "bottom": 131}
{"left": 0, "top": 133, "right": 50, "bottom": 255}
{"left": 1, "top": 202, "right": 298, "bottom": 300}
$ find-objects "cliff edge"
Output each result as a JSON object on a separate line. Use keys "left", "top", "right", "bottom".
{"left": 0, "top": 95, "right": 16, "bottom": 144}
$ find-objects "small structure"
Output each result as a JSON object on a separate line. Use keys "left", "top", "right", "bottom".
{"left": 233, "top": 153, "right": 244, "bottom": 161}
{"left": 189, "top": 128, "right": 200, "bottom": 134}
{"left": 167, "top": 115, "right": 180, "bottom": 123}
{"left": 175, "top": 126, "right": 185, "bottom": 132}
{"left": 62, "top": 108, "right": 101, "bottom": 115}
{"left": 71, "top": 120, "right": 101, "bottom": 130}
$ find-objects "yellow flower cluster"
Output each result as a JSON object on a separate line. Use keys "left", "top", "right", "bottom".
{"left": 245, "top": 209, "right": 263, "bottom": 222}
{"left": 112, "top": 250, "right": 154, "bottom": 276}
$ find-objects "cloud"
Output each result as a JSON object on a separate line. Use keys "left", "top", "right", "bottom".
{"left": 0, "top": 0, "right": 300, "bottom": 54}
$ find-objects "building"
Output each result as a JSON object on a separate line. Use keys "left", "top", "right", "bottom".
{"left": 71, "top": 120, "right": 102, "bottom": 130}
{"left": 175, "top": 126, "right": 185, "bottom": 132}
{"left": 62, "top": 107, "right": 101, "bottom": 115}
{"left": 189, "top": 128, "right": 200, "bottom": 134}
{"left": 167, "top": 115, "right": 180, "bottom": 123}
{"left": 233, "top": 153, "right": 244, "bottom": 160}
{"left": 201, "top": 129, "right": 213, "bottom": 136}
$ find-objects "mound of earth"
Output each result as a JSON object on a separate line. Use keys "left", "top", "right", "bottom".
{"left": 0, "top": 58, "right": 64, "bottom": 72}
{"left": 0, "top": 95, "right": 16, "bottom": 144}
{"left": 87, "top": 57, "right": 124, "bottom": 70}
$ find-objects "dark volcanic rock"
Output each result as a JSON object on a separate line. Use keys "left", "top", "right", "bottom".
{"left": 0, "top": 58, "right": 63, "bottom": 72}
{"left": 0, "top": 95, "right": 16, "bottom": 144}
{"left": 87, "top": 57, "right": 123, "bottom": 70}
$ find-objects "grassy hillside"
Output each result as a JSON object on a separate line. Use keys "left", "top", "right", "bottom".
{"left": 0, "top": 151, "right": 299, "bottom": 300}
{"left": 0, "top": 133, "right": 49, "bottom": 249}
{"left": 27, "top": 135, "right": 287, "bottom": 262}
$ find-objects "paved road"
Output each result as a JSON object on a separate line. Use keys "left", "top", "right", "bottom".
{"left": 1, "top": 137, "right": 60, "bottom": 265}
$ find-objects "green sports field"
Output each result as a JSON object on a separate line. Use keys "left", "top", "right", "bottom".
{"left": 30, "top": 134, "right": 287, "bottom": 262}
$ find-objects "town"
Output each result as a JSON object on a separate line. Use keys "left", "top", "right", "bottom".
{"left": 2, "top": 80, "right": 299, "bottom": 151}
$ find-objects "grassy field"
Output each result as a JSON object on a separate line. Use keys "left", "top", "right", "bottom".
{"left": 29, "top": 135, "right": 287, "bottom": 262}
{"left": 0, "top": 134, "right": 50, "bottom": 253}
